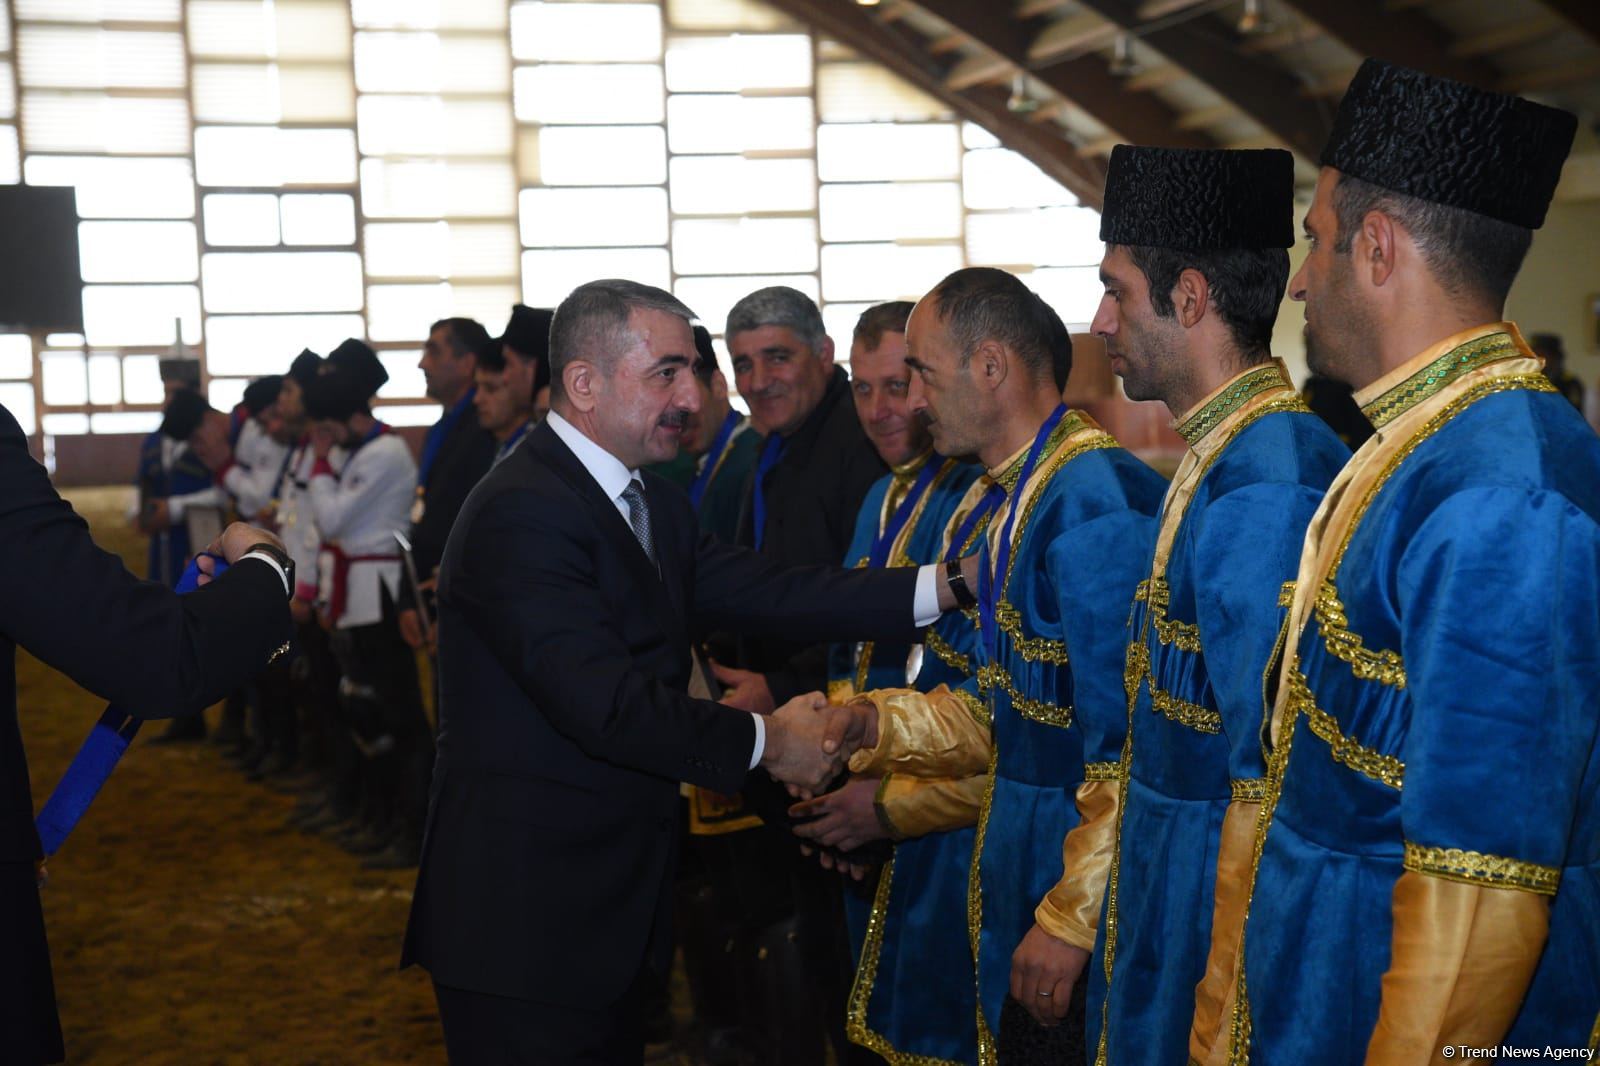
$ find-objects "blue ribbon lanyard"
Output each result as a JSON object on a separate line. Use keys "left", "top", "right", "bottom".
{"left": 978, "top": 404, "right": 1068, "bottom": 660}
{"left": 751, "top": 433, "right": 787, "bottom": 551}
{"left": 867, "top": 456, "right": 942, "bottom": 569}
{"left": 688, "top": 410, "right": 742, "bottom": 509}
{"left": 497, "top": 419, "right": 531, "bottom": 462}
{"left": 417, "top": 388, "right": 475, "bottom": 488}
{"left": 944, "top": 482, "right": 1005, "bottom": 564}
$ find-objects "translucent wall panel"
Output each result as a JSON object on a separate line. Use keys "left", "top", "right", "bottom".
{"left": 200, "top": 252, "right": 364, "bottom": 313}
{"left": 353, "top": 0, "right": 508, "bottom": 30}
{"left": 355, "top": 33, "right": 511, "bottom": 94}
{"left": 519, "top": 187, "right": 668, "bottom": 248}
{"left": 666, "top": 95, "right": 814, "bottom": 154}
{"left": 278, "top": 65, "right": 356, "bottom": 122}
{"left": 366, "top": 222, "right": 519, "bottom": 280}
{"left": 79, "top": 221, "right": 199, "bottom": 282}
{"left": 0, "top": 128, "right": 22, "bottom": 184}
{"left": 0, "top": 65, "right": 14, "bottom": 120}
{"left": 22, "top": 93, "right": 190, "bottom": 154}
{"left": 280, "top": 194, "right": 356, "bottom": 245}
{"left": 0, "top": 336, "right": 32, "bottom": 378}
{"left": 273, "top": 1, "right": 351, "bottom": 61}
{"left": 362, "top": 158, "right": 517, "bottom": 218}
{"left": 669, "top": 156, "right": 815, "bottom": 215}
{"left": 204, "top": 313, "right": 366, "bottom": 375}
{"left": 82, "top": 285, "right": 201, "bottom": 346}
{"left": 208, "top": 378, "right": 247, "bottom": 411}
{"left": 1028, "top": 266, "right": 1102, "bottom": 327}
{"left": 817, "top": 123, "right": 961, "bottom": 182}
{"left": 122, "top": 355, "right": 165, "bottom": 404}
{"left": 26, "top": 156, "right": 194, "bottom": 218}
{"left": 17, "top": 0, "right": 179, "bottom": 20}
{"left": 358, "top": 96, "right": 513, "bottom": 157}
{"left": 204, "top": 194, "right": 280, "bottom": 246}
{"left": 963, "top": 149, "right": 1077, "bottom": 210}
{"left": 515, "top": 65, "right": 664, "bottom": 125}
{"left": 675, "top": 275, "right": 820, "bottom": 340}
{"left": 817, "top": 63, "right": 949, "bottom": 123}
{"left": 194, "top": 127, "right": 357, "bottom": 186}
{"left": 821, "top": 302, "right": 875, "bottom": 352}
{"left": 192, "top": 63, "right": 279, "bottom": 123}
{"left": 511, "top": 3, "right": 662, "bottom": 62}
{"left": 521, "top": 248, "right": 672, "bottom": 307}
{"left": 666, "top": 0, "right": 790, "bottom": 31}
{"left": 664, "top": 35, "right": 810, "bottom": 92}
{"left": 0, "top": 384, "right": 36, "bottom": 434}
{"left": 376, "top": 351, "right": 426, "bottom": 397}
{"left": 187, "top": 1, "right": 274, "bottom": 59}
{"left": 87, "top": 411, "right": 160, "bottom": 433}
{"left": 819, "top": 182, "right": 963, "bottom": 242}
{"left": 366, "top": 283, "right": 447, "bottom": 341}
{"left": 533, "top": 126, "right": 666, "bottom": 186}
{"left": 965, "top": 207, "right": 1104, "bottom": 269}
{"left": 818, "top": 243, "right": 963, "bottom": 303}
{"left": 672, "top": 218, "right": 818, "bottom": 276}
{"left": 447, "top": 283, "right": 523, "bottom": 330}
{"left": 41, "top": 351, "right": 88, "bottom": 405}
{"left": 87, "top": 352, "right": 122, "bottom": 404}
{"left": 17, "top": 27, "right": 186, "bottom": 89}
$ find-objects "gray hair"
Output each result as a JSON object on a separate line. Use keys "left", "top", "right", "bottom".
{"left": 548, "top": 279, "right": 698, "bottom": 397}
{"left": 725, "top": 286, "right": 827, "bottom": 352}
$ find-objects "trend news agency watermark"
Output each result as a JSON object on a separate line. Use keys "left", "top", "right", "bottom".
{"left": 1442, "top": 1048, "right": 1594, "bottom": 1061}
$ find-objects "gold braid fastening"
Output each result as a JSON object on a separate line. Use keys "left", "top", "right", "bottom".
{"left": 925, "top": 630, "right": 972, "bottom": 675}
{"left": 995, "top": 601, "right": 1069, "bottom": 664}
{"left": 1313, "top": 581, "right": 1406, "bottom": 688}
{"left": 977, "top": 663, "right": 1072, "bottom": 728}
{"left": 1288, "top": 664, "right": 1406, "bottom": 789}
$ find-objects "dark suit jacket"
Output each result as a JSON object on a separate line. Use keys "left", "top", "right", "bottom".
{"left": 400, "top": 420, "right": 919, "bottom": 1008}
{"left": 0, "top": 405, "right": 291, "bottom": 1064}
{"left": 735, "top": 366, "right": 888, "bottom": 704}
{"left": 398, "top": 396, "right": 496, "bottom": 608}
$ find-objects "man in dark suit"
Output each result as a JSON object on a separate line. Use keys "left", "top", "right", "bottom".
{"left": 0, "top": 404, "right": 294, "bottom": 1064}
{"left": 402, "top": 279, "right": 972, "bottom": 1065}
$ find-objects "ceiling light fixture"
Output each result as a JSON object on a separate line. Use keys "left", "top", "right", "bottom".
{"left": 1109, "top": 33, "right": 1140, "bottom": 77}
{"left": 1007, "top": 73, "right": 1040, "bottom": 113}
{"left": 1237, "top": 0, "right": 1274, "bottom": 36}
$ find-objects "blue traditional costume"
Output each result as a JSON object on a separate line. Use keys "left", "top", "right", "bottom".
{"left": 1084, "top": 147, "right": 1350, "bottom": 1065}
{"left": 848, "top": 408, "right": 1163, "bottom": 1063}
{"left": 137, "top": 387, "right": 219, "bottom": 587}
{"left": 1195, "top": 61, "right": 1599, "bottom": 1063}
{"left": 827, "top": 450, "right": 990, "bottom": 1065}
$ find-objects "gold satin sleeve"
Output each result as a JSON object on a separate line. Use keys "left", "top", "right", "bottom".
{"left": 1033, "top": 776, "right": 1121, "bottom": 952}
{"left": 875, "top": 773, "right": 987, "bottom": 841}
{"left": 1189, "top": 798, "right": 1261, "bottom": 1066}
{"left": 845, "top": 685, "right": 992, "bottom": 779}
{"left": 1364, "top": 871, "right": 1550, "bottom": 1064}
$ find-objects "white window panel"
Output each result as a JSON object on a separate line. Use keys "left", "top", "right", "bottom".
{"left": 819, "top": 243, "right": 962, "bottom": 304}
{"left": 511, "top": 3, "right": 662, "bottom": 63}
{"left": 280, "top": 65, "right": 356, "bottom": 123}
{"left": 41, "top": 351, "right": 88, "bottom": 405}
{"left": 353, "top": 0, "right": 508, "bottom": 31}
{"left": 445, "top": 283, "right": 522, "bottom": 330}
{"left": 365, "top": 221, "right": 447, "bottom": 278}
{"left": 358, "top": 96, "right": 513, "bottom": 157}
{"left": 26, "top": 156, "right": 194, "bottom": 218}
{"left": 672, "top": 218, "right": 817, "bottom": 276}
{"left": 534, "top": 126, "right": 666, "bottom": 186}
{"left": 818, "top": 62, "right": 950, "bottom": 123}
{"left": 817, "top": 123, "right": 960, "bottom": 183}
{"left": 963, "top": 148, "right": 1077, "bottom": 211}
{"left": 201, "top": 252, "right": 364, "bottom": 313}
{"left": 667, "top": 95, "right": 814, "bottom": 155}
{"left": 17, "top": 27, "right": 185, "bottom": 89}
{"left": 965, "top": 207, "right": 1104, "bottom": 269}
{"left": 664, "top": 34, "right": 811, "bottom": 93}
{"left": 79, "top": 221, "right": 198, "bottom": 283}
{"left": 22, "top": 93, "right": 190, "bottom": 154}
{"left": 819, "top": 182, "right": 963, "bottom": 243}
{"left": 0, "top": 384, "right": 35, "bottom": 435}
{"left": 0, "top": 4, "right": 11, "bottom": 53}
{"left": 822, "top": 302, "right": 877, "bottom": 355}
{"left": 41, "top": 413, "right": 89, "bottom": 435}
{"left": 87, "top": 352, "right": 121, "bottom": 405}
{"left": 122, "top": 354, "right": 164, "bottom": 402}
{"left": 360, "top": 158, "right": 517, "bottom": 219}
{"left": 1027, "top": 266, "right": 1102, "bottom": 327}
{"left": 86, "top": 411, "right": 158, "bottom": 433}
{"left": 366, "top": 283, "right": 449, "bottom": 342}
{"left": 519, "top": 187, "right": 668, "bottom": 248}
{"left": 0, "top": 127, "right": 22, "bottom": 184}
{"left": 669, "top": 156, "right": 815, "bottom": 215}
{"left": 208, "top": 378, "right": 247, "bottom": 411}
{"left": 0, "top": 336, "right": 31, "bottom": 379}
{"left": 375, "top": 403, "right": 440, "bottom": 427}
{"left": 204, "top": 313, "right": 365, "bottom": 375}
{"left": 354, "top": 33, "right": 511, "bottom": 94}
{"left": 274, "top": 1, "right": 352, "bottom": 61}
{"left": 192, "top": 63, "right": 280, "bottom": 123}
{"left": 376, "top": 351, "right": 425, "bottom": 398}
{"left": 204, "top": 193, "right": 280, "bottom": 246}
{"left": 0, "top": 64, "right": 14, "bottom": 121}
{"left": 194, "top": 127, "right": 357, "bottom": 186}
{"left": 281, "top": 194, "right": 356, "bottom": 245}
{"left": 963, "top": 123, "right": 1001, "bottom": 150}
{"left": 82, "top": 285, "right": 200, "bottom": 346}
{"left": 521, "top": 248, "right": 671, "bottom": 307}
{"left": 514, "top": 64, "right": 664, "bottom": 125}
{"left": 675, "top": 274, "right": 819, "bottom": 344}
{"left": 16, "top": 0, "right": 178, "bottom": 20}
{"left": 187, "top": 0, "right": 273, "bottom": 59}
{"left": 665, "top": 0, "right": 790, "bottom": 31}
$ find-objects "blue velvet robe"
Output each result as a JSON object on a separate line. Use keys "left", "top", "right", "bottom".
{"left": 831, "top": 454, "right": 988, "bottom": 1065}
{"left": 1232, "top": 327, "right": 1600, "bottom": 1059}
{"left": 136, "top": 429, "right": 214, "bottom": 587}
{"left": 964, "top": 413, "right": 1163, "bottom": 1060}
{"left": 1089, "top": 365, "right": 1348, "bottom": 1065}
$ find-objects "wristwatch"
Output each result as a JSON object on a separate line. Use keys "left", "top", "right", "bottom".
{"left": 944, "top": 556, "right": 977, "bottom": 610}
{"left": 243, "top": 541, "right": 296, "bottom": 601}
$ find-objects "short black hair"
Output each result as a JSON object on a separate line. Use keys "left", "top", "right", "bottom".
{"left": 691, "top": 325, "right": 719, "bottom": 383}
{"left": 1330, "top": 173, "right": 1532, "bottom": 307}
{"left": 852, "top": 301, "right": 914, "bottom": 352}
{"left": 1118, "top": 245, "right": 1289, "bottom": 361}
{"left": 930, "top": 268, "right": 1066, "bottom": 386}
{"left": 430, "top": 317, "right": 491, "bottom": 358}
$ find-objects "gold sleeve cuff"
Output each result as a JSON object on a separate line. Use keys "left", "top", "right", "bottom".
{"left": 846, "top": 685, "right": 992, "bottom": 779}
{"left": 1364, "top": 870, "right": 1550, "bottom": 1064}
{"left": 1190, "top": 798, "right": 1261, "bottom": 1066}
{"left": 1402, "top": 841, "right": 1561, "bottom": 896}
{"left": 1034, "top": 776, "right": 1120, "bottom": 952}
{"left": 826, "top": 678, "right": 856, "bottom": 704}
{"left": 875, "top": 773, "right": 987, "bottom": 841}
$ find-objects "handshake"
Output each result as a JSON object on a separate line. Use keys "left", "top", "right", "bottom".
{"left": 758, "top": 692, "right": 880, "bottom": 795}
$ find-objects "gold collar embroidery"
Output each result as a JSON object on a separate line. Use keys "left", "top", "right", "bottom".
{"left": 1356, "top": 323, "right": 1529, "bottom": 430}
{"left": 1173, "top": 361, "right": 1294, "bottom": 447}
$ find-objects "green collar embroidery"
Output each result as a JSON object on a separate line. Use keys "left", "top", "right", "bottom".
{"left": 1360, "top": 332, "right": 1522, "bottom": 430}
{"left": 1174, "top": 363, "right": 1289, "bottom": 446}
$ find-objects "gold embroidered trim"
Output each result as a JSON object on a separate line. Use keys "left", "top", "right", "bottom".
{"left": 977, "top": 663, "right": 1072, "bottom": 728}
{"left": 1287, "top": 664, "right": 1405, "bottom": 789}
{"left": 1144, "top": 577, "right": 1203, "bottom": 653}
{"left": 1588, "top": 1011, "right": 1599, "bottom": 1053}
{"left": 1150, "top": 683, "right": 1222, "bottom": 734}
{"left": 995, "top": 600, "right": 1070, "bottom": 664}
{"left": 955, "top": 686, "right": 991, "bottom": 728}
{"left": 1313, "top": 581, "right": 1406, "bottom": 688}
{"left": 1230, "top": 778, "right": 1268, "bottom": 802}
{"left": 1278, "top": 580, "right": 1296, "bottom": 608}
{"left": 997, "top": 428, "right": 1119, "bottom": 593}
{"left": 1175, "top": 364, "right": 1290, "bottom": 444}
{"left": 1402, "top": 842, "right": 1560, "bottom": 896}
{"left": 969, "top": 747, "right": 1000, "bottom": 1065}
{"left": 1083, "top": 761, "right": 1121, "bottom": 782}
{"left": 925, "top": 630, "right": 972, "bottom": 676}
{"left": 1359, "top": 332, "right": 1521, "bottom": 429}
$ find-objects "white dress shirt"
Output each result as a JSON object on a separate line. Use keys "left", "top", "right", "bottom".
{"left": 546, "top": 411, "right": 944, "bottom": 771}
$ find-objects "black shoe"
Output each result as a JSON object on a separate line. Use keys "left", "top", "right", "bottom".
{"left": 360, "top": 837, "right": 420, "bottom": 870}
{"left": 149, "top": 717, "right": 206, "bottom": 745}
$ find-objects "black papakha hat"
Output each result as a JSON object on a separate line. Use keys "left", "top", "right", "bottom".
{"left": 160, "top": 388, "right": 212, "bottom": 441}
{"left": 158, "top": 357, "right": 201, "bottom": 387}
{"left": 326, "top": 337, "right": 388, "bottom": 397}
{"left": 1099, "top": 146, "right": 1296, "bottom": 250}
{"left": 1321, "top": 58, "right": 1576, "bottom": 230}
{"left": 501, "top": 305, "right": 554, "bottom": 363}
{"left": 241, "top": 375, "right": 283, "bottom": 416}
{"left": 303, "top": 365, "right": 371, "bottom": 422}
{"left": 287, "top": 348, "right": 323, "bottom": 388}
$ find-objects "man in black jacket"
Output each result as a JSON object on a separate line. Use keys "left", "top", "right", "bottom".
{"left": 401, "top": 279, "right": 969, "bottom": 1065}
{"left": 0, "top": 404, "right": 293, "bottom": 1064}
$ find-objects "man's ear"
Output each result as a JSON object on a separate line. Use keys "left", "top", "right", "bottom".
{"left": 1172, "top": 267, "right": 1211, "bottom": 330}
{"left": 563, "top": 361, "right": 599, "bottom": 413}
{"left": 818, "top": 335, "right": 835, "bottom": 368}
{"left": 972, "top": 339, "right": 1008, "bottom": 392}
{"left": 1359, "top": 208, "right": 1398, "bottom": 289}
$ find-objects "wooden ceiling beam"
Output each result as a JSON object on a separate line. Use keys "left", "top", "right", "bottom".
{"left": 1538, "top": 0, "right": 1600, "bottom": 48}
{"left": 1449, "top": 14, "right": 1563, "bottom": 58}
{"left": 1276, "top": 0, "right": 1501, "bottom": 89}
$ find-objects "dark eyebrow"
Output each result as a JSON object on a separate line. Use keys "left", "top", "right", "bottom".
{"left": 759, "top": 345, "right": 796, "bottom": 357}
{"left": 904, "top": 355, "right": 926, "bottom": 371}
{"left": 650, "top": 354, "right": 691, "bottom": 371}
{"left": 1099, "top": 268, "right": 1114, "bottom": 285}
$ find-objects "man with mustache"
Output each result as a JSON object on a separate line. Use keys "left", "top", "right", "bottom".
{"left": 1191, "top": 60, "right": 1598, "bottom": 1063}
{"left": 841, "top": 267, "right": 1165, "bottom": 1063}
{"left": 1079, "top": 145, "right": 1348, "bottom": 1066}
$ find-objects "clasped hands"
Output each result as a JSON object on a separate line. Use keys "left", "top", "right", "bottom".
{"left": 758, "top": 692, "right": 880, "bottom": 796}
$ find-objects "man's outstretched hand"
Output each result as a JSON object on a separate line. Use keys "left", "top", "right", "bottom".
{"left": 760, "top": 692, "right": 876, "bottom": 794}
{"left": 789, "top": 776, "right": 886, "bottom": 854}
